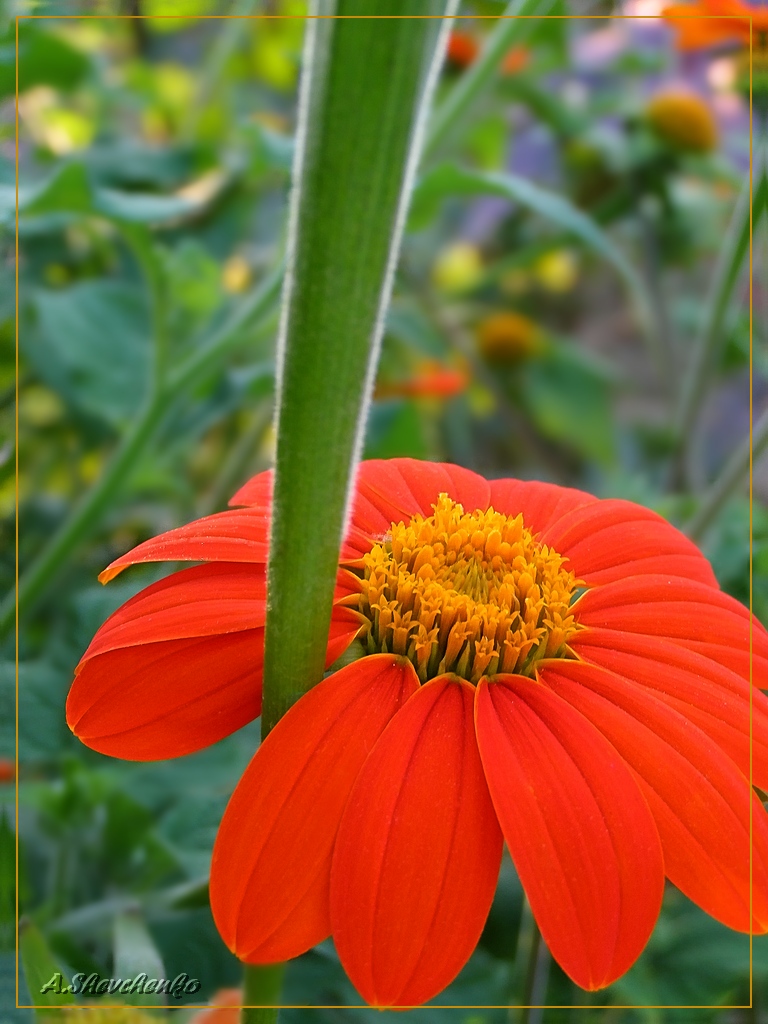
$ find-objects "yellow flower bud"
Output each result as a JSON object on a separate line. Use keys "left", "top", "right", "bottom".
{"left": 431, "top": 242, "right": 483, "bottom": 294}
{"left": 476, "top": 311, "right": 543, "bottom": 364}
{"left": 646, "top": 89, "right": 718, "bottom": 153}
{"left": 222, "top": 255, "right": 252, "bottom": 295}
{"left": 533, "top": 250, "right": 578, "bottom": 294}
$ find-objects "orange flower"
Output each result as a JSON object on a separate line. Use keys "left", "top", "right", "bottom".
{"left": 188, "top": 989, "right": 241, "bottom": 1024}
{"left": 447, "top": 31, "right": 529, "bottom": 74}
{"left": 663, "top": 0, "right": 768, "bottom": 51}
{"left": 67, "top": 459, "right": 768, "bottom": 1007}
{"left": 447, "top": 31, "right": 480, "bottom": 68}
{"left": 374, "top": 360, "right": 469, "bottom": 400}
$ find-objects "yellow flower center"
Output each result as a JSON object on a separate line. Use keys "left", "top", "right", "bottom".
{"left": 356, "top": 494, "right": 582, "bottom": 684}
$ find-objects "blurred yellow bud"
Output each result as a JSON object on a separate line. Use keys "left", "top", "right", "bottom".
{"left": 476, "top": 311, "right": 544, "bottom": 364}
{"left": 646, "top": 89, "right": 718, "bottom": 153}
{"left": 23, "top": 386, "right": 65, "bottom": 426}
{"left": 39, "top": 109, "right": 94, "bottom": 155}
{"left": 533, "top": 250, "right": 578, "bottom": 294}
{"left": 222, "top": 255, "right": 253, "bottom": 295}
{"left": 467, "top": 383, "right": 497, "bottom": 418}
{"left": 432, "top": 242, "right": 483, "bottom": 294}
{"left": 79, "top": 451, "right": 103, "bottom": 484}
{"left": 252, "top": 37, "right": 298, "bottom": 91}
{"left": 155, "top": 63, "right": 195, "bottom": 107}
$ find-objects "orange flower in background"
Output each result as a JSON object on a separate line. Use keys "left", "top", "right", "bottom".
{"left": 663, "top": 0, "right": 768, "bottom": 50}
{"left": 67, "top": 459, "right": 768, "bottom": 1007}
{"left": 188, "top": 989, "right": 242, "bottom": 1024}
{"left": 447, "top": 30, "right": 480, "bottom": 68}
{"left": 447, "top": 30, "right": 529, "bottom": 74}
{"left": 374, "top": 359, "right": 469, "bottom": 400}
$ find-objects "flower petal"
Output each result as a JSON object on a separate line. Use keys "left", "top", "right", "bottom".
{"left": 489, "top": 478, "right": 596, "bottom": 536}
{"left": 350, "top": 459, "right": 492, "bottom": 537}
{"left": 542, "top": 501, "right": 718, "bottom": 587}
{"left": 210, "top": 655, "right": 419, "bottom": 964}
{"left": 330, "top": 676, "right": 502, "bottom": 1008}
{"left": 66, "top": 630, "right": 265, "bottom": 760}
{"left": 545, "top": 660, "right": 768, "bottom": 933}
{"left": 572, "top": 628, "right": 768, "bottom": 788}
{"left": 475, "top": 675, "right": 663, "bottom": 991}
{"left": 79, "top": 563, "right": 268, "bottom": 663}
{"left": 577, "top": 575, "right": 768, "bottom": 683}
{"left": 99, "top": 509, "right": 270, "bottom": 583}
{"left": 228, "top": 468, "right": 273, "bottom": 509}
{"left": 663, "top": 2, "right": 747, "bottom": 48}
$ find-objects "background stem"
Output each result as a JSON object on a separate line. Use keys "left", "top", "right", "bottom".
{"left": 684, "top": 405, "right": 768, "bottom": 543}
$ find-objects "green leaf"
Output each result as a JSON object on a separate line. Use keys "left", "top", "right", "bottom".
{"left": 2, "top": 160, "right": 210, "bottom": 230}
{"left": 113, "top": 911, "right": 166, "bottom": 1005}
{"left": 521, "top": 343, "right": 617, "bottom": 466}
{"left": 365, "top": 401, "right": 429, "bottom": 461}
{"left": 1, "top": 21, "right": 91, "bottom": 98}
{"left": 19, "top": 922, "right": 75, "bottom": 1008}
{"left": 27, "top": 281, "right": 151, "bottom": 425}
{"left": 262, "top": 0, "right": 457, "bottom": 732}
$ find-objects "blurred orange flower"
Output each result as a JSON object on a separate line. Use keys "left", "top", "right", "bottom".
{"left": 663, "top": 0, "right": 768, "bottom": 51}
{"left": 189, "top": 989, "right": 241, "bottom": 1024}
{"left": 374, "top": 360, "right": 469, "bottom": 400}
{"left": 446, "top": 30, "right": 529, "bottom": 74}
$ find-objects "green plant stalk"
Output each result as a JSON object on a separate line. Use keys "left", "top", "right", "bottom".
{"left": 672, "top": 170, "right": 766, "bottom": 475}
{"left": 684, "top": 405, "right": 768, "bottom": 543}
{"left": 242, "top": 964, "right": 285, "bottom": 1023}
{"left": 120, "top": 223, "right": 171, "bottom": 391}
{"left": 424, "top": 0, "right": 556, "bottom": 161}
{"left": 185, "top": 0, "right": 262, "bottom": 138}
{"left": 261, "top": 0, "right": 457, "bottom": 736}
{"left": 3, "top": 268, "right": 282, "bottom": 635}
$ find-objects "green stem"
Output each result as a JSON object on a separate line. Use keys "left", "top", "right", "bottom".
{"left": 424, "top": 0, "right": 556, "bottom": 162}
{"left": 120, "top": 223, "right": 170, "bottom": 392}
{"left": 509, "top": 897, "right": 549, "bottom": 1024}
{"left": 684, "top": 405, "right": 768, "bottom": 543}
{"left": 261, "top": 0, "right": 457, "bottom": 735}
{"left": 670, "top": 170, "right": 766, "bottom": 485}
{"left": 169, "top": 266, "right": 283, "bottom": 395}
{"left": 638, "top": 198, "right": 675, "bottom": 397}
{"left": 241, "top": 963, "right": 285, "bottom": 1024}
{"left": 185, "top": 0, "right": 261, "bottom": 139}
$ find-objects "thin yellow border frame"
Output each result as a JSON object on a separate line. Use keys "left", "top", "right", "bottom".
{"left": 13, "top": 8, "right": 756, "bottom": 1013}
